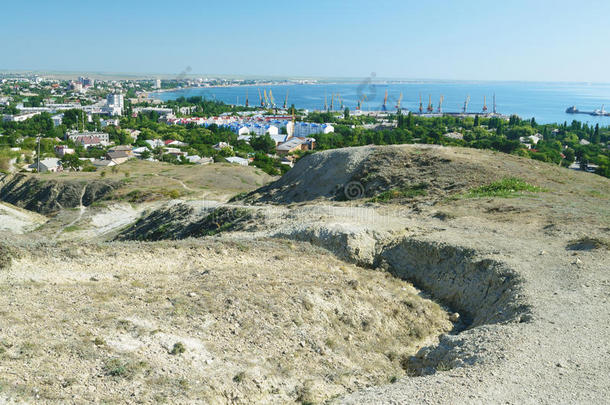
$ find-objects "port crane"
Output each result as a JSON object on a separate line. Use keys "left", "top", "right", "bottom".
{"left": 482, "top": 96, "right": 488, "bottom": 113}
{"left": 395, "top": 92, "right": 403, "bottom": 111}
{"left": 493, "top": 94, "right": 497, "bottom": 114}
{"left": 463, "top": 95, "right": 470, "bottom": 113}
{"left": 338, "top": 93, "right": 344, "bottom": 110}
{"left": 427, "top": 95, "right": 434, "bottom": 113}
{"left": 330, "top": 93, "right": 334, "bottom": 111}
{"left": 382, "top": 90, "right": 388, "bottom": 111}
{"left": 245, "top": 89, "right": 249, "bottom": 107}
{"left": 324, "top": 93, "right": 328, "bottom": 111}
{"left": 419, "top": 94, "right": 423, "bottom": 114}
{"left": 268, "top": 90, "right": 275, "bottom": 109}
{"left": 437, "top": 95, "right": 444, "bottom": 113}
{"left": 356, "top": 94, "right": 367, "bottom": 110}
{"left": 258, "top": 89, "right": 263, "bottom": 107}
{"left": 283, "top": 90, "right": 289, "bottom": 110}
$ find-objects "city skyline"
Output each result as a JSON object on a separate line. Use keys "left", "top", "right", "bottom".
{"left": 1, "top": 0, "right": 610, "bottom": 83}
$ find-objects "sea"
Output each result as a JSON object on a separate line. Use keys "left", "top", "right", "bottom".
{"left": 150, "top": 81, "right": 610, "bottom": 126}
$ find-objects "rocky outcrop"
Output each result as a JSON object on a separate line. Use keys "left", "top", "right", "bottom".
{"left": 0, "top": 174, "right": 118, "bottom": 214}
{"left": 115, "top": 202, "right": 255, "bottom": 241}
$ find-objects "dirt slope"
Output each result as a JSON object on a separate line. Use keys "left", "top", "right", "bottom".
{"left": 1, "top": 144, "right": 608, "bottom": 404}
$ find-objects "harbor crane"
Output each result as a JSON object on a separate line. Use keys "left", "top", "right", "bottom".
{"left": 463, "top": 95, "right": 470, "bottom": 114}
{"left": 482, "top": 96, "right": 488, "bottom": 113}
{"left": 338, "top": 93, "right": 344, "bottom": 110}
{"left": 493, "top": 93, "right": 497, "bottom": 114}
{"left": 258, "top": 89, "right": 263, "bottom": 107}
{"left": 356, "top": 94, "right": 367, "bottom": 110}
{"left": 268, "top": 90, "right": 275, "bottom": 109}
{"left": 283, "top": 90, "right": 289, "bottom": 110}
{"left": 427, "top": 95, "right": 434, "bottom": 113}
{"left": 395, "top": 92, "right": 403, "bottom": 111}
{"left": 419, "top": 94, "right": 423, "bottom": 114}
{"left": 382, "top": 90, "right": 388, "bottom": 111}
{"left": 324, "top": 93, "right": 328, "bottom": 111}
{"left": 245, "top": 90, "right": 249, "bottom": 107}
{"left": 437, "top": 95, "right": 444, "bottom": 113}
{"left": 330, "top": 93, "right": 334, "bottom": 111}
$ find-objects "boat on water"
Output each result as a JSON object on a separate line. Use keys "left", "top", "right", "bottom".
{"left": 566, "top": 105, "right": 609, "bottom": 116}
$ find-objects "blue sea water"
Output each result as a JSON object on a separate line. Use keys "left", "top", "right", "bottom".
{"left": 151, "top": 81, "right": 610, "bottom": 126}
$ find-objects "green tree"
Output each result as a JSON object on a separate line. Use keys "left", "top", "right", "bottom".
{"left": 250, "top": 134, "right": 275, "bottom": 154}
{"left": 61, "top": 153, "right": 82, "bottom": 171}
{"left": 593, "top": 124, "right": 600, "bottom": 144}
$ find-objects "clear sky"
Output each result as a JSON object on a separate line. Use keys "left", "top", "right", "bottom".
{"left": 2, "top": 0, "right": 609, "bottom": 82}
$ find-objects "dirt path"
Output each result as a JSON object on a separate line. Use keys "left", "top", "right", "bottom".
{"left": 53, "top": 183, "right": 87, "bottom": 240}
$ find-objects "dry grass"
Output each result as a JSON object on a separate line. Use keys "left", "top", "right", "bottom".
{"left": 0, "top": 238, "right": 452, "bottom": 404}
{"left": 31, "top": 159, "right": 275, "bottom": 203}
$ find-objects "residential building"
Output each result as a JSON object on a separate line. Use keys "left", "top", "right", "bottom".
{"left": 276, "top": 137, "right": 316, "bottom": 155}
{"left": 55, "top": 145, "right": 75, "bottom": 157}
{"left": 51, "top": 113, "right": 63, "bottom": 127}
{"left": 225, "top": 156, "right": 249, "bottom": 166}
{"left": 28, "top": 158, "right": 62, "bottom": 173}
{"left": 106, "top": 93, "right": 124, "bottom": 116}
{"left": 106, "top": 150, "right": 132, "bottom": 165}
{"left": 67, "top": 131, "right": 110, "bottom": 143}
{"left": 145, "top": 139, "right": 165, "bottom": 148}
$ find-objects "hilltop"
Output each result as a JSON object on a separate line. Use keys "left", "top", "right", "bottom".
{"left": 0, "top": 144, "right": 608, "bottom": 404}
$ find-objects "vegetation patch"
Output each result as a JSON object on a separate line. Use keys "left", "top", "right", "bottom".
{"left": 369, "top": 183, "right": 428, "bottom": 203}
{"left": 463, "top": 177, "right": 544, "bottom": 198}
{"left": 0, "top": 243, "right": 19, "bottom": 270}
{"left": 169, "top": 342, "right": 186, "bottom": 355}
{"left": 567, "top": 237, "right": 610, "bottom": 251}
{"left": 103, "top": 357, "right": 148, "bottom": 379}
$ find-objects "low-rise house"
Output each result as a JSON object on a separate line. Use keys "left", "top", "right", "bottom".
{"left": 28, "top": 158, "right": 62, "bottom": 172}
{"left": 276, "top": 137, "right": 316, "bottom": 155}
{"left": 100, "top": 118, "right": 120, "bottom": 128}
{"left": 106, "top": 150, "right": 131, "bottom": 165}
{"left": 67, "top": 131, "right": 109, "bottom": 143}
{"left": 444, "top": 132, "right": 463, "bottom": 140}
{"left": 108, "top": 145, "right": 133, "bottom": 156}
{"left": 225, "top": 156, "right": 249, "bottom": 166}
{"left": 145, "top": 139, "right": 165, "bottom": 149}
{"left": 163, "top": 147, "right": 186, "bottom": 156}
{"left": 3, "top": 112, "right": 42, "bottom": 122}
{"left": 213, "top": 142, "right": 232, "bottom": 151}
{"left": 55, "top": 145, "right": 75, "bottom": 157}
{"left": 164, "top": 139, "right": 187, "bottom": 147}
{"left": 132, "top": 146, "right": 150, "bottom": 157}
{"left": 270, "top": 134, "right": 291, "bottom": 145}
{"left": 92, "top": 159, "right": 116, "bottom": 168}
{"left": 73, "top": 135, "right": 103, "bottom": 148}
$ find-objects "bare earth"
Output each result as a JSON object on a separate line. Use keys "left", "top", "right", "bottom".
{"left": 0, "top": 144, "right": 608, "bottom": 404}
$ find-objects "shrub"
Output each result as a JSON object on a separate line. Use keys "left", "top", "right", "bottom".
{"left": 369, "top": 183, "right": 428, "bottom": 203}
{"left": 233, "top": 371, "right": 245, "bottom": 383}
{"left": 465, "top": 177, "right": 543, "bottom": 198}
{"left": 169, "top": 342, "right": 186, "bottom": 355}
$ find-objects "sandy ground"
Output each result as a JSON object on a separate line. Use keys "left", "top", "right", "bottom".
{"left": 0, "top": 202, "right": 46, "bottom": 234}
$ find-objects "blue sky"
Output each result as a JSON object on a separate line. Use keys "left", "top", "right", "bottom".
{"left": 1, "top": 0, "right": 609, "bottom": 82}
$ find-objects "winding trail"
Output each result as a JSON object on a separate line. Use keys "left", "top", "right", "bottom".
{"left": 53, "top": 183, "right": 88, "bottom": 240}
